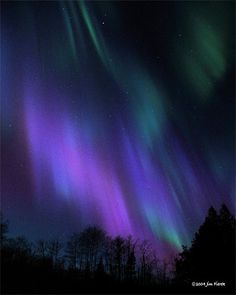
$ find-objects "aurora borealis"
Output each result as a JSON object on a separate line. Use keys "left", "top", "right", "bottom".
{"left": 1, "top": 1, "right": 235, "bottom": 258}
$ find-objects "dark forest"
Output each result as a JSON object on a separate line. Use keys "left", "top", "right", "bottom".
{"left": 1, "top": 204, "right": 235, "bottom": 294}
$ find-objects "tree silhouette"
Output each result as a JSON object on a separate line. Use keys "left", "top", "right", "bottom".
{"left": 96, "top": 256, "right": 105, "bottom": 274}
{"left": 65, "top": 233, "right": 80, "bottom": 269}
{"left": 138, "top": 240, "right": 154, "bottom": 285}
{"left": 1, "top": 205, "right": 235, "bottom": 293}
{"left": 124, "top": 236, "right": 136, "bottom": 282}
{"left": 112, "top": 236, "right": 125, "bottom": 281}
{"left": 48, "top": 239, "right": 64, "bottom": 266}
{"left": 175, "top": 204, "right": 236, "bottom": 291}
{"left": 78, "top": 226, "right": 106, "bottom": 272}
{"left": 0, "top": 213, "right": 8, "bottom": 247}
{"left": 35, "top": 239, "right": 49, "bottom": 258}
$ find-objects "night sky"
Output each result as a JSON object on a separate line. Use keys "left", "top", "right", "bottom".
{"left": 1, "top": 1, "right": 235, "bottom": 259}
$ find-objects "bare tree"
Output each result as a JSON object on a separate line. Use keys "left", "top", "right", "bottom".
{"left": 0, "top": 213, "right": 8, "bottom": 247}
{"left": 112, "top": 236, "right": 126, "bottom": 281}
{"left": 104, "top": 236, "right": 114, "bottom": 274}
{"left": 65, "top": 233, "right": 80, "bottom": 269}
{"left": 35, "top": 239, "right": 49, "bottom": 258}
{"left": 124, "top": 236, "right": 137, "bottom": 281}
{"left": 78, "top": 226, "right": 106, "bottom": 272}
{"left": 48, "top": 239, "right": 64, "bottom": 265}
{"left": 137, "top": 240, "right": 154, "bottom": 285}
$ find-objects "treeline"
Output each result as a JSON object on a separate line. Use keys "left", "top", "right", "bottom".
{"left": 1, "top": 221, "right": 171, "bottom": 293}
{"left": 1, "top": 204, "right": 235, "bottom": 294}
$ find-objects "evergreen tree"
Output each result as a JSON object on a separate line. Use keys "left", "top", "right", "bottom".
{"left": 175, "top": 204, "right": 236, "bottom": 291}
